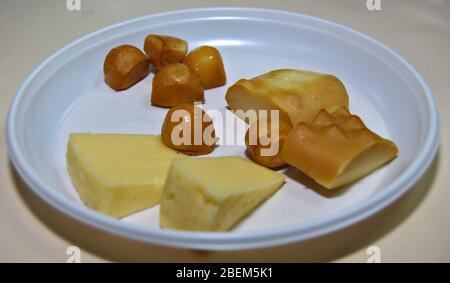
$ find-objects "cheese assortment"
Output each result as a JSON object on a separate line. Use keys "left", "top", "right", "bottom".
{"left": 63, "top": 33, "right": 399, "bottom": 231}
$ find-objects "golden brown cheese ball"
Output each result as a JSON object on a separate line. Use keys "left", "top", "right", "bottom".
{"left": 245, "top": 118, "right": 292, "bottom": 168}
{"left": 161, "top": 103, "right": 217, "bottom": 155}
{"left": 144, "top": 35, "right": 188, "bottom": 71}
{"left": 103, "top": 45, "right": 150, "bottom": 91}
{"left": 183, "top": 46, "right": 226, "bottom": 89}
{"left": 151, "top": 63, "right": 204, "bottom": 107}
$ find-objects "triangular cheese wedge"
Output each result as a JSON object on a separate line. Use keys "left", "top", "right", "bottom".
{"left": 160, "top": 156, "right": 285, "bottom": 231}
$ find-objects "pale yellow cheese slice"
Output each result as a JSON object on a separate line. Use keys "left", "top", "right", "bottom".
{"left": 66, "top": 133, "right": 185, "bottom": 218}
{"left": 160, "top": 156, "right": 285, "bottom": 231}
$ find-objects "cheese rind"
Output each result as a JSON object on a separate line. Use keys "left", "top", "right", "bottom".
{"left": 160, "top": 156, "right": 285, "bottom": 231}
{"left": 66, "top": 134, "right": 185, "bottom": 218}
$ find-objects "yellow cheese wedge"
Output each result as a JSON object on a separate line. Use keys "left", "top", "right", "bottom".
{"left": 160, "top": 156, "right": 285, "bottom": 231}
{"left": 225, "top": 69, "right": 349, "bottom": 126}
{"left": 66, "top": 133, "right": 185, "bottom": 218}
{"left": 281, "top": 106, "right": 398, "bottom": 189}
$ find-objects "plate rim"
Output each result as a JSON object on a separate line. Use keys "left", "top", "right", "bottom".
{"left": 6, "top": 7, "right": 440, "bottom": 250}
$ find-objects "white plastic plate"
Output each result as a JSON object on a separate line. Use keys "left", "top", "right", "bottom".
{"left": 6, "top": 7, "right": 440, "bottom": 250}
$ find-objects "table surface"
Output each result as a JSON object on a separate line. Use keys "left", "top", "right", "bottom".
{"left": 1, "top": 0, "right": 449, "bottom": 262}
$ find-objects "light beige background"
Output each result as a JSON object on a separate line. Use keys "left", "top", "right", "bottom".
{"left": 0, "top": 0, "right": 449, "bottom": 262}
